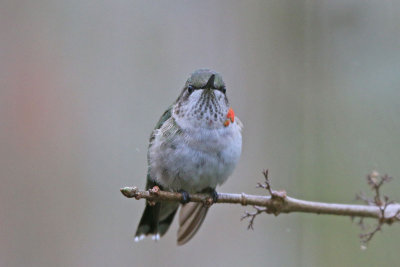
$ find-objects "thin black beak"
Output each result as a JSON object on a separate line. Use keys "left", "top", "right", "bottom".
{"left": 204, "top": 74, "right": 215, "bottom": 89}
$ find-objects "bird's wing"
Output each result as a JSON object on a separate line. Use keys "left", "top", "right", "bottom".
{"left": 136, "top": 105, "right": 178, "bottom": 240}
{"left": 146, "top": 105, "right": 173, "bottom": 189}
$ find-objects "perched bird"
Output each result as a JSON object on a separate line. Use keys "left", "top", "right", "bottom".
{"left": 135, "top": 69, "right": 242, "bottom": 245}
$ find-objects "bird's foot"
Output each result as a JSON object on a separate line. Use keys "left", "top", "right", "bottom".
{"left": 202, "top": 187, "right": 219, "bottom": 207}
{"left": 178, "top": 189, "right": 191, "bottom": 204}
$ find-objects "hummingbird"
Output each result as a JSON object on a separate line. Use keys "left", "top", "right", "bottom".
{"left": 135, "top": 69, "right": 242, "bottom": 245}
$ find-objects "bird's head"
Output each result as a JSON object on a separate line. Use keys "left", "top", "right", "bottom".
{"left": 173, "top": 69, "right": 230, "bottom": 129}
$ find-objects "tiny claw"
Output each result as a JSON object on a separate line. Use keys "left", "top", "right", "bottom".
{"left": 178, "top": 189, "right": 191, "bottom": 204}
{"left": 203, "top": 188, "right": 219, "bottom": 207}
{"left": 211, "top": 189, "right": 219, "bottom": 203}
{"left": 205, "top": 198, "right": 213, "bottom": 207}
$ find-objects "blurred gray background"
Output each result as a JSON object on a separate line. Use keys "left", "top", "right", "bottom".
{"left": 1, "top": 1, "right": 400, "bottom": 266}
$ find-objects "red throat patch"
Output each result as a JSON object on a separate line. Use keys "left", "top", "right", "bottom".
{"left": 224, "top": 107, "right": 235, "bottom": 127}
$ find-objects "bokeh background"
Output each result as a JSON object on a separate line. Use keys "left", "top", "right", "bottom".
{"left": 1, "top": 1, "right": 400, "bottom": 266}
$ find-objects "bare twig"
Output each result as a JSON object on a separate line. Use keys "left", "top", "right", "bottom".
{"left": 356, "top": 172, "right": 400, "bottom": 246}
{"left": 241, "top": 206, "right": 267, "bottom": 230}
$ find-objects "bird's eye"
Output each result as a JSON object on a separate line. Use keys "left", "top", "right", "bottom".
{"left": 219, "top": 86, "right": 226, "bottom": 94}
{"left": 187, "top": 85, "right": 194, "bottom": 94}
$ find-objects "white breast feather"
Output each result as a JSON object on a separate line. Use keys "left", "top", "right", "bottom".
{"left": 149, "top": 114, "right": 242, "bottom": 192}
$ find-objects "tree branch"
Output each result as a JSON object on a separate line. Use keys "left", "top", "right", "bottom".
{"left": 120, "top": 186, "right": 400, "bottom": 220}
{"left": 121, "top": 170, "right": 400, "bottom": 245}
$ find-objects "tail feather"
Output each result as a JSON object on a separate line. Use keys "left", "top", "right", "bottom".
{"left": 135, "top": 202, "right": 179, "bottom": 241}
{"left": 177, "top": 202, "right": 209, "bottom": 245}
{"left": 158, "top": 207, "right": 178, "bottom": 236}
{"left": 135, "top": 203, "right": 161, "bottom": 239}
